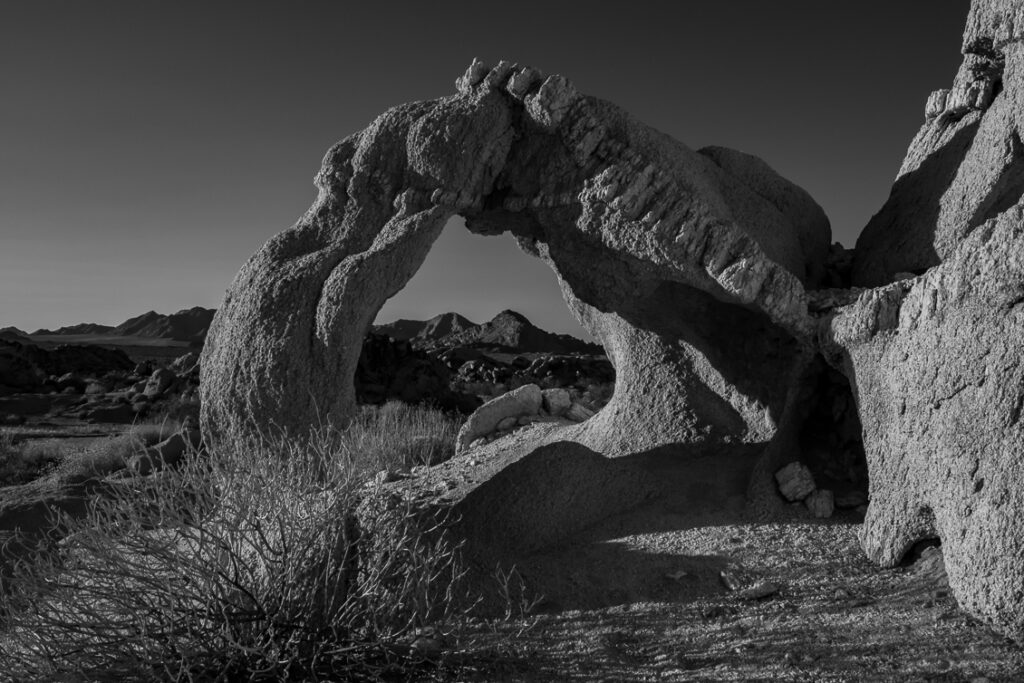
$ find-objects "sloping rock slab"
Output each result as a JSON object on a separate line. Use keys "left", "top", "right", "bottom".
{"left": 358, "top": 425, "right": 660, "bottom": 612}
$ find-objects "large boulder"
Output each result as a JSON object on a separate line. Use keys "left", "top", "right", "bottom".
{"left": 853, "top": 0, "right": 1024, "bottom": 286}
{"left": 824, "top": 207, "right": 1024, "bottom": 642}
{"left": 201, "top": 59, "right": 829, "bottom": 480}
{"left": 456, "top": 383, "right": 543, "bottom": 453}
{"left": 821, "top": 0, "right": 1024, "bottom": 642}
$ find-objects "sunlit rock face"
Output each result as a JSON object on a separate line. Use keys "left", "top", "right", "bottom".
{"left": 200, "top": 59, "right": 829, "bottom": 468}
{"left": 827, "top": 0, "right": 1024, "bottom": 643}
{"left": 825, "top": 207, "right": 1024, "bottom": 643}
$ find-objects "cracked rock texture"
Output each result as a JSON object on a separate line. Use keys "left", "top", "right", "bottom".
{"left": 201, "top": 58, "right": 829, "bottom": 476}
{"left": 854, "top": 0, "right": 1024, "bottom": 286}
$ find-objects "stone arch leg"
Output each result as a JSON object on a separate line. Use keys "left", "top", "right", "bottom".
{"left": 200, "top": 191, "right": 453, "bottom": 447}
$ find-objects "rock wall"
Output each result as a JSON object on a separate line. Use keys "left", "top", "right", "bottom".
{"left": 827, "top": 0, "right": 1024, "bottom": 642}
{"left": 824, "top": 207, "right": 1024, "bottom": 642}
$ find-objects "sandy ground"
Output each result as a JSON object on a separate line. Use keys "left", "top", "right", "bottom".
{"left": 438, "top": 504, "right": 1024, "bottom": 682}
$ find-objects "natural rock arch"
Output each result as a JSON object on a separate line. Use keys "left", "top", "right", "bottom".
{"left": 200, "top": 60, "right": 830, "bottom": 475}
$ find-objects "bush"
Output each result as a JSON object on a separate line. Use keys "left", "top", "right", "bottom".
{"left": 0, "top": 433, "right": 66, "bottom": 486}
{"left": 0, "top": 410, "right": 477, "bottom": 681}
{"left": 53, "top": 420, "right": 184, "bottom": 483}
{"left": 342, "top": 401, "right": 461, "bottom": 476}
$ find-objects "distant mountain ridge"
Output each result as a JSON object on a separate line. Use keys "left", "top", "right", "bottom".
{"left": 32, "top": 323, "right": 114, "bottom": 336}
{"left": 373, "top": 312, "right": 476, "bottom": 343}
{"left": 0, "top": 326, "right": 33, "bottom": 343}
{"left": 31, "top": 307, "right": 216, "bottom": 343}
{"left": 374, "top": 310, "right": 601, "bottom": 354}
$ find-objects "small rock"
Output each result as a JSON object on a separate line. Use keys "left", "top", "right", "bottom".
{"left": 805, "top": 489, "right": 834, "bottom": 518}
{"left": 774, "top": 462, "right": 815, "bottom": 501}
{"left": 736, "top": 581, "right": 780, "bottom": 600}
{"left": 832, "top": 587, "right": 853, "bottom": 600}
{"left": 144, "top": 368, "right": 176, "bottom": 398}
{"left": 719, "top": 564, "right": 758, "bottom": 591}
{"left": 84, "top": 381, "right": 110, "bottom": 396}
{"left": 409, "top": 626, "right": 444, "bottom": 659}
{"left": 564, "top": 402, "right": 595, "bottom": 422}
{"left": 541, "top": 388, "right": 571, "bottom": 417}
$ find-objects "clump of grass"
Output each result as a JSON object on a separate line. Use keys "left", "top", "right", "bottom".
{"left": 53, "top": 420, "right": 184, "bottom": 483}
{"left": 343, "top": 401, "right": 461, "bottom": 476}
{"left": 0, "top": 433, "right": 67, "bottom": 486}
{"left": 0, "top": 410, "right": 478, "bottom": 681}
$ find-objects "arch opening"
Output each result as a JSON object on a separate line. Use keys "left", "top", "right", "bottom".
{"left": 357, "top": 216, "right": 615, "bottom": 417}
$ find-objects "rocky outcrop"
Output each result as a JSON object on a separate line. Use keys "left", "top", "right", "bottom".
{"left": 455, "top": 384, "right": 543, "bottom": 452}
{"left": 0, "top": 340, "right": 134, "bottom": 394}
{"left": 354, "top": 334, "right": 474, "bottom": 412}
{"left": 816, "top": 1, "right": 1024, "bottom": 642}
{"left": 853, "top": 1, "right": 1024, "bottom": 286}
{"left": 455, "top": 383, "right": 594, "bottom": 452}
{"left": 824, "top": 206, "right": 1024, "bottom": 642}
{"left": 201, "top": 59, "right": 830, "bottom": 469}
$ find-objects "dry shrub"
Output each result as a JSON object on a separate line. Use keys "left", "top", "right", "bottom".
{"left": 53, "top": 420, "right": 183, "bottom": 483}
{"left": 0, "top": 417, "right": 473, "bottom": 681}
{"left": 342, "top": 401, "right": 460, "bottom": 476}
{"left": 0, "top": 435, "right": 68, "bottom": 486}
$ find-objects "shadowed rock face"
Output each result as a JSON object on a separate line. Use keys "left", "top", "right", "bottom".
{"left": 200, "top": 59, "right": 830, "bottom": 459}
{"left": 853, "top": 0, "right": 1024, "bottom": 286}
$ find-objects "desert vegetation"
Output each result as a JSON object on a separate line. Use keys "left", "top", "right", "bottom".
{"left": 0, "top": 421, "right": 182, "bottom": 488}
{"left": 0, "top": 403, "right": 512, "bottom": 681}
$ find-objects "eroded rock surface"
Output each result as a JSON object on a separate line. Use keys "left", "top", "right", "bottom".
{"left": 201, "top": 59, "right": 829, "bottom": 470}
{"left": 825, "top": 207, "right": 1024, "bottom": 641}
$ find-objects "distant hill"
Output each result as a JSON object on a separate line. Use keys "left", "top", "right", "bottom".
{"left": 375, "top": 310, "right": 601, "bottom": 354}
{"left": 372, "top": 319, "right": 431, "bottom": 341}
{"left": 372, "top": 312, "right": 476, "bottom": 342}
{"left": 32, "top": 323, "right": 114, "bottom": 336}
{"left": 417, "top": 312, "right": 477, "bottom": 342}
{"left": 30, "top": 307, "right": 216, "bottom": 344}
{"left": 434, "top": 310, "right": 601, "bottom": 354}
{"left": 0, "top": 326, "right": 33, "bottom": 343}
{"left": 112, "top": 307, "right": 215, "bottom": 342}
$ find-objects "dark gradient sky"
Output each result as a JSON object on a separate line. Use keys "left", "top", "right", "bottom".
{"left": 2, "top": 1, "right": 968, "bottom": 334}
